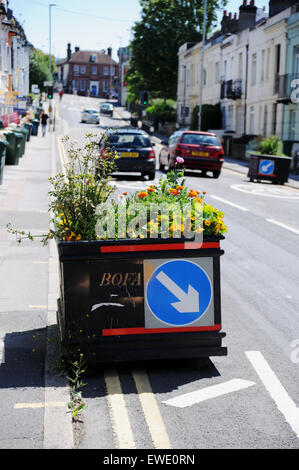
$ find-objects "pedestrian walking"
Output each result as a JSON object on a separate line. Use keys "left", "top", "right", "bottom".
{"left": 40, "top": 110, "right": 49, "bottom": 137}
{"left": 59, "top": 89, "right": 64, "bottom": 101}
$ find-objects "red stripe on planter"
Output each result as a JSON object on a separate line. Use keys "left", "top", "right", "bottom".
{"left": 102, "top": 324, "right": 221, "bottom": 336}
{"left": 101, "top": 241, "right": 219, "bottom": 253}
{"left": 257, "top": 173, "right": 277, "bottom": 177}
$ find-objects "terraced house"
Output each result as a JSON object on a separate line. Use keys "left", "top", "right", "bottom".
{"left": 56, "top": 44, "right": 118, "bottom": 98}
{"left": 177, "top": 0, "right": 299, "bottom": 154}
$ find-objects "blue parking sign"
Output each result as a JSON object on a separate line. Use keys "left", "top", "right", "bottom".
{"left": 259, "top": 159, "right": 275, "bottom": 175}
{"left": 145, "top": 259, "right": 212, "bottom": 326}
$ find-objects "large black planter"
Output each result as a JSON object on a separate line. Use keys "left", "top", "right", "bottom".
{"left": 56, "top": 236, "right": 227, "bottom": 363}
{"left": 248, "top": 153, "right": 292, "bottom": 184}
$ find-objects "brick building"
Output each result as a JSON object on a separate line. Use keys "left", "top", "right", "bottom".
{"left": 56, "top": 44, "right": 118, "bottom": 98}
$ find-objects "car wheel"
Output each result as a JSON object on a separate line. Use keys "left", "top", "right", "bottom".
{"left": 212, "top": 170, "right": 221, "bottom": 179}
{"left": 148, "top": 170, "right": 155, "bottom": 181}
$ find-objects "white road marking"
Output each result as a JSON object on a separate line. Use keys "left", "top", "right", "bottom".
{"left": 266, "top": 219, "right": 299, "bottom": 235}
{"left": 210, "top": 195, "right": 250, "bottom": 212}
{"left": 104, "top": 367, "right": 136, "bottom": 449}
{"left": 163, "top": 379, "right": 256, "bottom": 408}
{"left": 246, "top": 351, "right": 299, "bottom": 438}
{"left": 132, "top": 367, "right": 171, "bottom": 449}
{"left": 231, "top": 184, "right": 299, "bottom": 199}
{"left": 14, "top": 402, "right": 66, "bottom": 409}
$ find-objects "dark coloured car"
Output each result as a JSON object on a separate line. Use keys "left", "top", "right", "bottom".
{"left": 99, "top": 129, "right": 156, "bottom": 180}
{"left": 100, "top": 102, "right": 114, "bottom": 117}
{"left": 159, "top": 130, "right": 224, "bottom": 178}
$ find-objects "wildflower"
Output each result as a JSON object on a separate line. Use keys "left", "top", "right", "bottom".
{"left": 138, "top": 191, "right": 148, "bottom": 199}
{"left": 188, "top": 190, "right": 198, "bottom": 198}
{"left": 176, "top": 186, "right": 184, "bottom": 190}
{"left": 168, "top": 188, "right": 179, "bottom": 196}
{"left": 194, "top": 197, "right": 203, "bottom": 203}
{"left": 204, "top": 220, "right": 212, "bottom": 227}
{"left": 123, "top": 192, "right": 127, "bottom": 195}
{"left": 176, "top": 156, "right": 184, "bottom": 164}
{"left": 147, "top": 187, "right": 155, "bottom": 192}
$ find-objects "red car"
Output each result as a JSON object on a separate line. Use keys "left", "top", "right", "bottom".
{"left": 159, "top": 130, "right": 224, "bottom": 178}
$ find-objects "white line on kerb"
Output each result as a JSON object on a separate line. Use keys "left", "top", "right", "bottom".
{"left": 266, "top": 219, "right": 299, "bottom": 235}
{"left": 246, "top": 351, "right": 299, "bottom": 438}
{"left": 210, "top": 195, "right": 249, "bottom": 212}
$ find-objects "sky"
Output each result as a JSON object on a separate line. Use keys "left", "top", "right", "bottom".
{"left": 8, "top": 0, "right": 269, "bottom": 61}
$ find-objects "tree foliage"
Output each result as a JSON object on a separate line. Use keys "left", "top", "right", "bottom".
{"left": 127, "top": 0, "right": 226, "bottom": 101}
{"left": 29, "top": 49, "right": 56, "bottom": 91}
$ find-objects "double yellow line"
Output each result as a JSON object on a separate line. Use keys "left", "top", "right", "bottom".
{"left": 105, "top": 366, "right": 171, "bottom": 449}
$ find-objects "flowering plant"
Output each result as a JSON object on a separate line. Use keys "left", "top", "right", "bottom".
{"left": 7, "top": 132, "right": 118, "bottom": 244}
{"left": 96, "top": 157, "right": 227, "bottom": 240}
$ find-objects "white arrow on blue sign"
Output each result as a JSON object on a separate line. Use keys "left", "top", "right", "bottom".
{"left": 259, "top": 159, "right": 275, "bottom": 175}
{"left": 145, "top": 259, "right": 212, "bottom": 326}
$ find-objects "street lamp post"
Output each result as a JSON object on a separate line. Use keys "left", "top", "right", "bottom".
{"left": 198, "top": 0, "right": 207, "bottom": 131}
{"left": 49, "top": 4, "right": 56, "bottom": 82}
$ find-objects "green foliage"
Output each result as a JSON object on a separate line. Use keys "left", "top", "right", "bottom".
{"left": 146, "top": 99, "right": 177, "bottom": 123}
{"left": 258, "top": 135, "right": 284, "bottom": 156}
{"left": 190, "top": 103, "right": 222, "bottom": 131}
{"left": 29, "top": 49, "right": 56, "bottom": 91}
{"left": 127, "top": 0, "right": 227, "bottom": 101}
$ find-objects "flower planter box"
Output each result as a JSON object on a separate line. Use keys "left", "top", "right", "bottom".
{"left": 248, "top": 153, "right": 292, "bottom": 184}
{"left": 56, "top": 236, "right": 227, "bottom": 363}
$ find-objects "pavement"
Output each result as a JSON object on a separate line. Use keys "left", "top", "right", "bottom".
{"left": 0, "top": 116, "right": 73, "bottom": 449}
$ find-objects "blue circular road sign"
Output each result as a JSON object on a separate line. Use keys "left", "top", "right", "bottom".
{"left": 259, "top": 159, "right": 275, "bottom": 175}
{"left": 146, "top": 259, "right": 212, "bottom": 326}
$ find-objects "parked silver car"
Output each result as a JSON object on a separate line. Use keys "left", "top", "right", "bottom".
{"left": 81, "top": 109, "right": 100, "bottom": 124}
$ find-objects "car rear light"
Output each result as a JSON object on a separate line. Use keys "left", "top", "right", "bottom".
{"left": 147, "top": 148, "right": 155, "bottom": 159}
{"left": 215, "top": 149, "right": 225, "bottom": 159}
{"left": 175, "top": 144, "right": 188, "bottom": 156}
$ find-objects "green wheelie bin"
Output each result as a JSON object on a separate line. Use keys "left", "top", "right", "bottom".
{"left": 1, "top": 130, "right": 19, "bottom": 165}
{"left": 11, "top": 131, "right": 23, "bottom": 161}
{"left": 30, "top": 118, "right": 40, "bottom": 136}
{"left": 14, "top": 127, "right": 27, "bottom": 156}
{"left": 0, "top": 138, "right": 9, "bottom": 184}
{"left": 24, "top": 122, "right": 33, "bottom": 141}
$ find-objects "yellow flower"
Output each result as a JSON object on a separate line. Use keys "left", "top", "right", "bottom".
{"left": 204, "top": 220, "right": 211, "bottom": 227}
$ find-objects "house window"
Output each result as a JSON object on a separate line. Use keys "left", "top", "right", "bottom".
{"left": 263, "top": 105, "right": 268, "bottom": 136}
{"left": 266, "top": 48, "right": 270, "bottom": 80}
{"left": 90, "top": 54, "right": 96, "bottom": 63}
{"left": 80, "top": 65, "right": 86, "bottom": 75}
{"left": 203, "top": 69, "right": 207, "bottom": 86}
{"left": 92, "top": 65, "right": 97, "bottom": 75}
{"left": 261, "top": 50, "right": 265, "bottom": 82}
{"left": 104, "top": 66, "right": 109, "bottom": 76}
{"left": 73, "top": 65, "right": 79, "bottom": 76}
{"left": 72, "top": 79, "right": 78, "bottom": 91}
{"left": 251, "top": 54, "right": 257, "bottom": 86}
{"left": 272, "top": 103, "right": 277, "bottom": 135}
{"left": 275, "top": 44, "right": 281, "bottom": 75}
{"left": 103, "top": 81, "right": 108, "bottom": 92}
{"left": 238, "top": 53, "right": 243, "bottom": 79}
{"left": 80, "top": 79, "right": 85, "bottom": 91}
{"left": 215, "top": 62, "right": 220, "bottom": 84}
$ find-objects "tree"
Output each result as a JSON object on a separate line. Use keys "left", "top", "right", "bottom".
{"left": 29, "top": 49, "right": 56, "bottom": 92}
{"left": 127, "top": 0, "right": 226, "bottom": 102}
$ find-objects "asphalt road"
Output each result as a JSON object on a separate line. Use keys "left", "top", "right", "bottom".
{"left": 1, "top": 93, "right": 298, "bottom": 451}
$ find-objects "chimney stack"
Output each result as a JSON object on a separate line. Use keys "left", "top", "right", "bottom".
{"left": 221, "top": 9, "right": 238, "bottom": 34}
{"left": 238, "top": 0, "right": 257, "bottom": 31}
{"left": 107, "top": 47, "right": 112, "bottom": 57}
{"left": 75, "top": 46, "right": 80, "bottom": 53}
{"left": 67, "top": 43, "right": 71, "bottom": 60}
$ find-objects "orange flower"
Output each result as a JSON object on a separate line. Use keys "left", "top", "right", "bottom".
{"left": 188, "top": 190, "right": 197, "bottom": 198}
{"left": 168, "top": 188, "right": 179, "bottom": 196}
{"left": 147, "top": 187, "right": 155, "bottom": 192}
{"left": 123, "top": 192, "right": 127, "bottom": 195}
{"left": 138, "top": 191, "right": 148, "bottom": 199}
{"left": 194, "top": 197, "right": 203, "bottom": 203}
{"left": 176, "top": 185, "right": 184, "bottom": 190}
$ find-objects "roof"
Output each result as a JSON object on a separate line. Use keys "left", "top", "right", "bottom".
{"left": 68, "top": 50, "right": 118, "bottom": 65}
